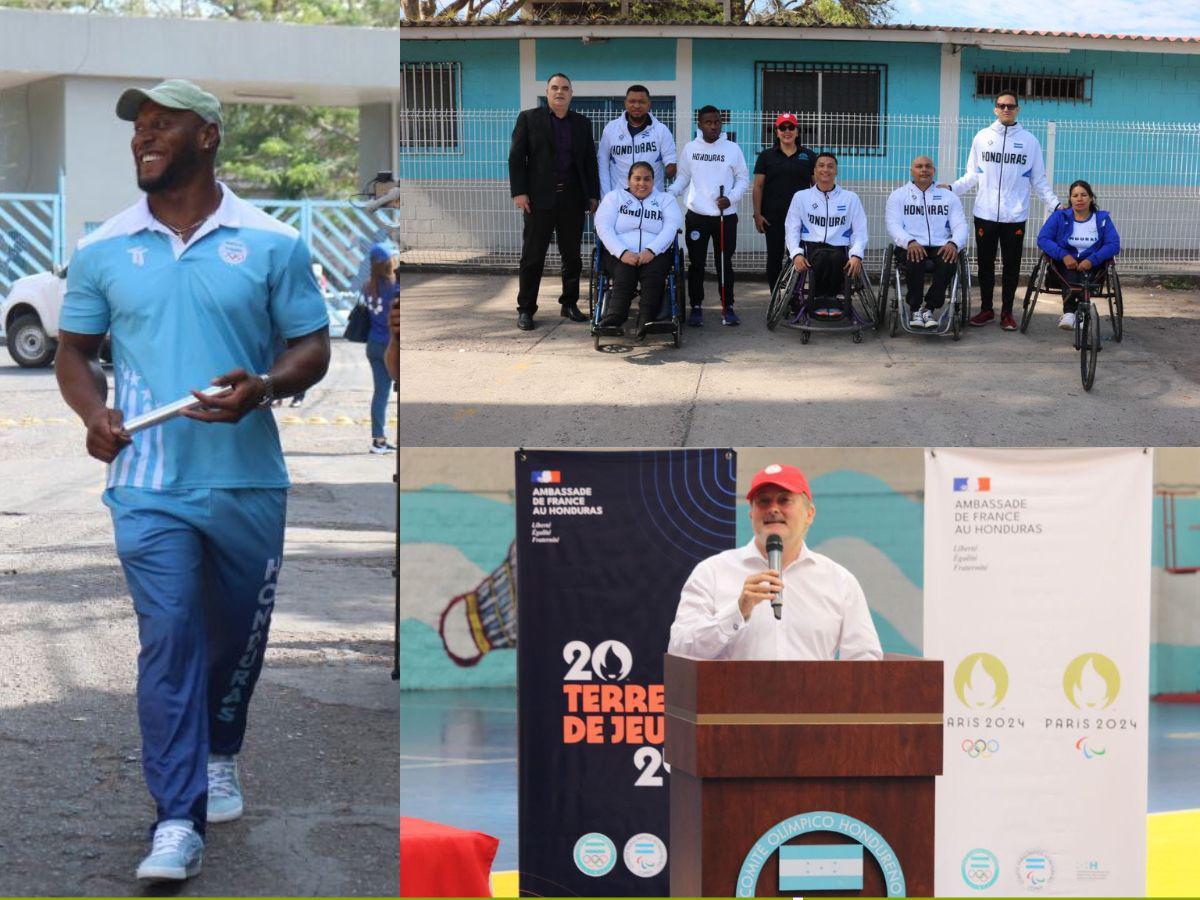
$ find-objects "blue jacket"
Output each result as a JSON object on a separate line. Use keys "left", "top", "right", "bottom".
{"left": 1037, "top": 208, "right": 1120, "bottom": 266}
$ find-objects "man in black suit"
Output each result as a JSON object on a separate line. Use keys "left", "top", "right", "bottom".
{"left": 508, "top": 72, "right": 601, "bottom": 331}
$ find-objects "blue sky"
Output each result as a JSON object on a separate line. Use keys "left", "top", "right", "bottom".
{"left": 888, "top": 0, "right": 1200, "bottom": 38}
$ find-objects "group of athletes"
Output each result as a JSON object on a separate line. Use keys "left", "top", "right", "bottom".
{"left": 511, "top": 74, "right": 1123, "bottom": 337}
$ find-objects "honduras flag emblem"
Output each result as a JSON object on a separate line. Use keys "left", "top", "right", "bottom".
{"left": 837, "top": 205, "right": 847, "bottom": 212}
{"left": 779, "top": 845, "right": 864, "bottom": 892}
{"left": 953, "top": 477, "right": 991, "bottom": 492}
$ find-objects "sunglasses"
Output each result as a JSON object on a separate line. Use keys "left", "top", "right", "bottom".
{"left": 996, "top": 103, "right": 1018, "bottom": 110}
{"left": 777, "top": 123, "right": 797, "bottom": 131}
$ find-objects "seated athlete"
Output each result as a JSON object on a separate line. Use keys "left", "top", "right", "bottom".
{"left": 593, "top": 160, "right": 684, "bottom": 333}
{"left": 1036, "top": 179, "right": 1121, "bottom": 330}
{"left": 783, "top": 152, "right": 868, "bottom": 317}
{"left": 885, "top": 156, "right": 968, "bottom": 328}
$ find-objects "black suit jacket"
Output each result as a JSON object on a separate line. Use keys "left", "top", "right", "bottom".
{"left": 508, "top": 106, "right": 601, "bottom": 211}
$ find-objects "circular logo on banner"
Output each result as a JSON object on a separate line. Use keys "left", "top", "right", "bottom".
{"left": 1017, "top": 851, "right": 1053, "bottom": 890}
{"left": 623, "top": 833, "right": 668, "bottom": 877}
{"left": 573, "top": 833, "right": 616, "bottom": 877}
{"left": 734, "top": 811, "right": 905, "bottom": 897}
{"left": 954, "top": 653, "right": 1009, "bottom": 708}
{"left": 218, "top": 239, "right": 248, "bottom": 265}
{"left": 962, "top": 848, "right": 1000, "bottom": 890}
{"left": 1063, "top": 653, "right": 1120, "bottom": 709}
{"left": 592, "top": 640, "right": 633, "bottom": 681}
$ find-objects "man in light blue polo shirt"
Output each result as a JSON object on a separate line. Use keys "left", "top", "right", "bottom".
{"left": 54, "top": 80, "right": 330, "bottom": 884}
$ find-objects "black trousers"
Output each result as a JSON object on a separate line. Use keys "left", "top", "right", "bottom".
{"left": 974, "top": 218, "right": 1025, "bottom": 314}
{"left": 685, "top": 210, "right": 737, "bottom": 309}
{"left": 804, "top": 242, "right": 848, "bottom": 299}
{"left": 602, "top": 248, "right": 674, "bottom": 323}
{"left": 1046, "top": 259, "right": 1106, "bottom": 314}
{"left": 903, "top": 249, "right": 956, "bottom": 310}
{"left": 516, "top": 182, "right": 586, "bottom": 314}
{"left": 763, "top": 211, "right": 789, "bottom": 290}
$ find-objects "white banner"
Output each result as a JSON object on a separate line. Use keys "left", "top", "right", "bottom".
{"left": 924, "top": 448, "right": 1151, "bottom": 897}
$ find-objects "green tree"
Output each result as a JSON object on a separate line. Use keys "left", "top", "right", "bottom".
{"left": 400, "top": 0, "right": 889, "bottom": 24}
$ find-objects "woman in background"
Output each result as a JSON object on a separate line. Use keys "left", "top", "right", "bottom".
{"left": 364, "top": 242, "right": 398, "bottom": 453}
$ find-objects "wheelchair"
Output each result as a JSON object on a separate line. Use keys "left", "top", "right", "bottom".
{"left": 587, "top": 233, "right": 685, "bottom": 352}
{"left": 1018, "top": 253, "right": 1123, "bottom": 392}
{"left": 765, "top": 247, "right": 878, "bottom": 344}
{"left": 877, "top": 245, "right": 972, "bottom": 341}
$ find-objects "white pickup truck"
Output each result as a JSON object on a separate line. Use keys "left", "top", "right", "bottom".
{"left": 1, "top": 270, "right": 74, "bottom": 367}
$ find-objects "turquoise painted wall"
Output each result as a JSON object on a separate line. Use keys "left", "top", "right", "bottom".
{"left": 537, "top": 38, "right": 676, "bottom": 82}
{"left": 400, "top": 38, "right": 521, "bottom": 107}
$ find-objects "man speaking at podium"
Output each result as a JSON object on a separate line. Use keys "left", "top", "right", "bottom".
{"left": 668, "top": 464, "right": 882, "bottom": 660}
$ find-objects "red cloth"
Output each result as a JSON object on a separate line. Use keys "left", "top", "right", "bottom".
{"left": 400, "top": 817, "right": 500, "bottom": 898}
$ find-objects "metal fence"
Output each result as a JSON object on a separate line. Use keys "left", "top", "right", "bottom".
{"left": 397, "top": 109, "right": 1200, "bottom": 276}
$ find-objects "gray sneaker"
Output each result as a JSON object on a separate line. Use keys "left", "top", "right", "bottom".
{"left": 207, "top": 754, "right": 244, "bottom": 823}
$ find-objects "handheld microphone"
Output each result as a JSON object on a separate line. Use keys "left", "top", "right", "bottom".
{"left": 766, "top": 534, "right": 783, "bottom": 620}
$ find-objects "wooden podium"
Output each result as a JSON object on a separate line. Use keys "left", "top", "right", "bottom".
{"left": 664, "top": 655, "right": 943, "bottom": 897}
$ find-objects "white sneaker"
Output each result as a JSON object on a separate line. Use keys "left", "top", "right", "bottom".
{"left": 920, "top": 309, "right": 937, "bottom": 328}
{"left": 136, "top": 819, "right": 203, "bottom": 882}
{"left": 1059, "top": 312, "right": 1076, "bottom": 330}
{"left": 207, "top": 754, "right": 244, "bottom": 823}
{"left": 909, "top": 310, "right": 924, "bottom": 327}
{"left": 370, "top": 440, "right": 396, "bottom": 455}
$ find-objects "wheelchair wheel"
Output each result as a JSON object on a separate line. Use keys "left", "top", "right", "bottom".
{"left": 957, "top": 254, "right": 972, "bottom": 329}
{"left": 767, "top": 267, "right": 796, "bottom": 332}
{"left": 1019, "top": 256, "right": 1044, "bottom": 334}
{"left": 800, "top": 330, "right": 811, "bottom": 345}
{"left": 587, "top": 248, "right": 599, "bottom": 319}
{"left": 1109, "top": 268, "right": 1124, "bottom": 343}
{"left": 851, "top": 274, "right": 878, "bottom": 331}
{"left": 873, "top": 252, "right": 892, "bottom": 333}
{"left": 1080, "top": 301, "right": 1100, "bottom": 391}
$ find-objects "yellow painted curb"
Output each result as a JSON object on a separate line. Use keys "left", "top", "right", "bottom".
{"left": 1149, "top": 809, "right": 1200, "bottom": 896}
{"left": 489, "top": 869, "right": 518, "bottom": 897}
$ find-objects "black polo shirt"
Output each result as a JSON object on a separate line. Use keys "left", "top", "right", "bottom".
{"left": 754, "top": 144, "right": 817, "bottom": 217}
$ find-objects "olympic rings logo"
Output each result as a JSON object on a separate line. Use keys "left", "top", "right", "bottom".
{"left": 961, "top": 738, "right": 999, "bottom": 758}
{"left": 583, "top": 854, "right": 610, "bottom": 867}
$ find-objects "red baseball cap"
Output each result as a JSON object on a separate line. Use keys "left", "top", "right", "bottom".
{"left": 747, "top": 464, "right": 812, "bottom": 501}
{"left": 774, "top": 113, "right": 799, "bottom": 127}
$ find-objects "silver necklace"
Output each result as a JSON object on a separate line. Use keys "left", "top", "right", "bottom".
{"left": 158, "top": 214, "right": 210, "bottom": 238}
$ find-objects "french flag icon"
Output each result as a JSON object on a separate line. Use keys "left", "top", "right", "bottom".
{"left": 531, "top": 470, "right": 561, "bottom": 484}
{"left": 953, "top": 477, "right": 991, "bottom": 492}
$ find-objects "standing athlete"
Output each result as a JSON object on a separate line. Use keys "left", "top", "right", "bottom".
{"left": 952, "top": 91, "right": 1058, "bottom": 331}
{"left": 596, "top": 84, "right": 677, "bottom": 195}
{"left": 54, "top": 80, "right": 331, "bottom": 883}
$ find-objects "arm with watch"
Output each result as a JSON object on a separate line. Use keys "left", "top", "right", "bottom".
{"left": 183, "top": 327, "right": 331, "bottom": 424}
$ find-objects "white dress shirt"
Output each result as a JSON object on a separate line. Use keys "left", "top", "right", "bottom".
{"left": 668, "top": 539, "right": 883, "bottom": 661}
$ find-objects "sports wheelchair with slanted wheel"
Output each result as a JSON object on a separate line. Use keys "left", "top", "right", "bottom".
{"left": 765, "top": 247, "right": 878, "bottom": 344}
{"left": 1019, "top": 253, "right": 1124, "bottom": 392}
{"left": 587, "top": 232, "right": 685, "bottom": 352}
{"left": 877, "top": 245, "right": 972, "bottom": 340}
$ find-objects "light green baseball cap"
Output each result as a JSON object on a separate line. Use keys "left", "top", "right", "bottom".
{"left": 116, "top": 79, "right": 223, "bottom": 132}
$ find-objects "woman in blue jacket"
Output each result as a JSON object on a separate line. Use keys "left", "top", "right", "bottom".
{"left": 1036, "top": 180, "right": 1120, "bottom": 330}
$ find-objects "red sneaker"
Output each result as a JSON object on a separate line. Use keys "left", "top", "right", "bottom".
{"left": 969, "top": 309, "right": 995, "bottom": 327}
{"left": 1000, "top": 312, "right": 1018, "bottom": 331}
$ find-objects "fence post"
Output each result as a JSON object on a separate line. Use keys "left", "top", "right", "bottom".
{"left": 1045, "top": 121, "right": 1057, "bottom": 193}
{"left": 56, "top": 168, "right": 66, "bottom": 268}
{"left": 301, "top": 200, "right": 313, "bottom": 249}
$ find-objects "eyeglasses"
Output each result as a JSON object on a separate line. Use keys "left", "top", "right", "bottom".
{"left": 996, "top": 103, "right": 1018, "bottom": 110}
{"left": 777, "top": 124, "right": 797, "bottom": 131}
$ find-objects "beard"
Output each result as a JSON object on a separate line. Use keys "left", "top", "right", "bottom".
{"left": 137, "top": 144, "right": 203, "bottom": 194}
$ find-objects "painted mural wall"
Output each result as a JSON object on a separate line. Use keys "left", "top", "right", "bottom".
{"left": 399, "top": 448, "right": 1200, "bottom": 693}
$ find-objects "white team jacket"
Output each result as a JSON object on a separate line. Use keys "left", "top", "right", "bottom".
{"left": 885, "top": 181, "right": 969, "bottom": 250}
{"left": 952, "top": 121, "right": 1058, "bottom": 223}
{"left": 668, "top": 133, "right": 750, "bottom": 217}
{"left": 597, "top": 113, "right": 677, "bottom": 196}
{"left": 784, "top": 185, "right": 869, "bottom": 260}
{"left": 594, "top": 188, "right": 683, "bottom": 258}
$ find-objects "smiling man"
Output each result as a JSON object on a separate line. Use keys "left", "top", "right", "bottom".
{"left": 54, "top": 79, "right": 330, "bottom": 883}
{"left": 667, "top": 464, "right": 882, "bottom": 661}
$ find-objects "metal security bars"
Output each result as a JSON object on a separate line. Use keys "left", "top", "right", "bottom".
{"left": 0, "top": 192, "right": 64, "bottom": 295}
{"left": 758, "top": 62, "right": 886, "bottom": 153}
{"left": 401, "top": 62, "right": 462, "bottom": 152}
{"left": 397, "top": 109, "right": 1200, "bottom": 275}
{"left": 975, "top": 70, "right": 1093, "bottom": 104}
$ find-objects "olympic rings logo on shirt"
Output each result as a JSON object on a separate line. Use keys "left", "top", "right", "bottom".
{"left": 961, "top": 738, "right": 999, "bottom": 758}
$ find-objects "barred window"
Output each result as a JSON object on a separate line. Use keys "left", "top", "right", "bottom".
{"left": 756, "top": 62, "right": 887, "bottom": 155}
{"left": 401, "top": 62, "right": 460, "bottom": 151}
{"left": 975, "top": 71, "right": 1093, "bottom": 104}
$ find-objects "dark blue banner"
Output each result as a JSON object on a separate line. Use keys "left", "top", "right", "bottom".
{"left": 516, "top": 449, "right": 738, "bottom": 897}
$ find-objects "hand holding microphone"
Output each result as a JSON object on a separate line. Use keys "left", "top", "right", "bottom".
{"left": 766, "top": 534, "right": 784, "bottom": 620}
{"left": 738, "top": 568, "right": 782, "bottom": 621}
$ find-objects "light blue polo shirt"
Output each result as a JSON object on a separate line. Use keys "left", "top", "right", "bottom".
{"left": 61, "top": 185, "right": 329, "bottom": 490}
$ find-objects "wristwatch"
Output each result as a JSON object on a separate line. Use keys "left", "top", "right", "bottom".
{"left": 256, "top": 373, "right": 276, "bottom": 407}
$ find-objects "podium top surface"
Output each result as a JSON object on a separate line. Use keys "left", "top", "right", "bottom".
{"left": 664, "top": 654, "right": 943, "bottom": 717}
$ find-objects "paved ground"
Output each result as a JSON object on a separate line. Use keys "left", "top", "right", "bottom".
{"left": 398, "top": 271, "right": 1200, "bottom": 446}
{"left": 0, "top": 340, "right": 399, "bottom": 897}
